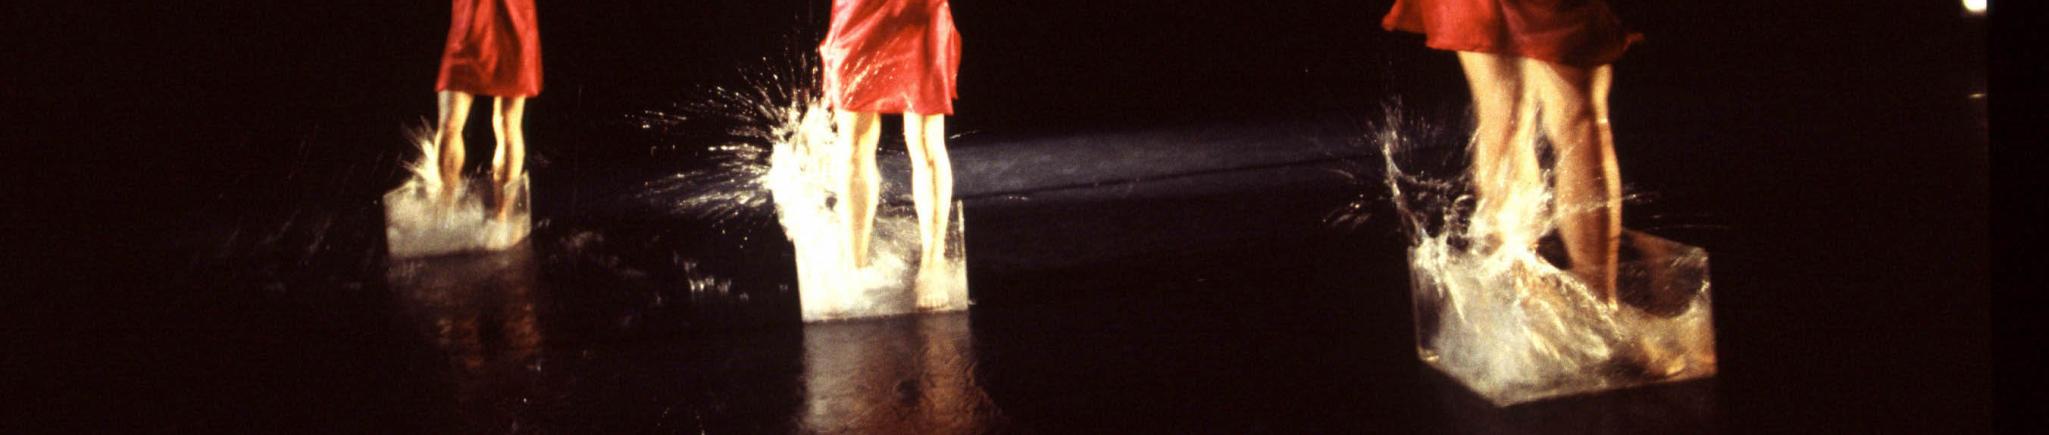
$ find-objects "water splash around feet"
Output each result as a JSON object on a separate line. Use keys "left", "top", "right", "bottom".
{"left": 384, "top": 126, "right": 533, "bottom": 258}
{"left": 1372, "top": 102, "right": 1716, "bottom": 406}
{"left": 637, "top": 50, "right": 968, "bottom": 322}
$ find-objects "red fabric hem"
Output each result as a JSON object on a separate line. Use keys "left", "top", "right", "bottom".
{"left": 436, "top": 0, "right": 543, "bottom": 99}
{"left": 1381, "top": 0, "right": 1636, "bottom": 68}
{"left": 820, "top": 0, "right": 960, "bottom": 116}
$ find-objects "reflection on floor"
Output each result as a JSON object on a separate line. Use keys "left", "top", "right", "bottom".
{"left": 386, "top": 243, "right": 545, "bottom": 433}
{"left": 1420, "top": 365, "right": 1719, "bottom": 434}
{"left": 800, "top": 313, "right": 1000, "bottom": 432}
{"left": 171, "top": 117, "right": 1727, "bottom": 432}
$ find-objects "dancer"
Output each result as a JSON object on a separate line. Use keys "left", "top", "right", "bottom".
{"left": 1385, "top": 1, "right": 1635, "bottom": 304}
{"left": 435, "top": 0, "right": 542, "bottom": 219}
{"left": 821, "top": 0, "right": 962, "bottom": 301}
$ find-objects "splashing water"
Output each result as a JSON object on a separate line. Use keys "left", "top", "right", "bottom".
{"left": 1374, "top": 103, "right": 1716, "bottom": 406}
{"left": 638, "top": 52, "right": 968, "bottom": 322}
{"left": 384, "top": 126, "right": 533, "bottom": 258}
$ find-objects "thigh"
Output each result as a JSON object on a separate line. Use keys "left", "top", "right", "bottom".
{"left": 439, "top": 91, "right": 475, "bottom": 120}
{"left": 837, "top": 111, "right": 882, "bottom": 154}
{"left": 1457, "top": 51, "right": 1523, "bottom": 107}
{"left": 495, "top": 97, "right": 527, "bottom": 118}
{"left": 1523, "top": 59, "right": 1596, "bottom": 109}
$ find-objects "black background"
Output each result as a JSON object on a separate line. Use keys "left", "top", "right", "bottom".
{"left": 3, "top": 0, "right": 2002, "bottom": 432}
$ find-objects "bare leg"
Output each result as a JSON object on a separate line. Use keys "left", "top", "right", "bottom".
{"left": 491, "top": 97, "right": 528, "bottom": 220}
{"left": 436, "top": 91, "right": 476, "bottom": 206}
{"left": 1456, "top": 52, "right": 1541, "bottom": 252}
{"left": 837, "top": 110, "right": 883, "bottom": 268}
{"left": 903, "top": 113, "right": 954, "bottom": 294}
{"left": 1527, "top": 59, "right": 1622, "bottom": 304}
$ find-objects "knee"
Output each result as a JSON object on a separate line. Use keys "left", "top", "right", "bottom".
{"left": 1545, "top": 104, "right": 1597, "bottom": 130}
{"left": 1473, "top": 117, "right": 1513, "bottom": 137}
{"left": 840, "top": 112, "right": 876, "bottom": 131}
{"left": 1566, "top": 103, "right": 1597, "bottom": 121}
{"left": 499, "top": 110, "right": 524, "bottom": 130}
{"left": 502, "top": 119, "right": 525, "bottom": 138}
{"left": 1470, "top": 104, "right": 1512, "bottom": 128}
{"left": 915, "top": 155, "right": 944, "bottom": 174}
{"left": 1472, "top": 122, "right": 1519, "bottom": 148}
{"left": 438, "top": 118, "right": 465, "bottom": 136}
{"left": 1473, "top": 105, "right": 1524, "bottom": 131}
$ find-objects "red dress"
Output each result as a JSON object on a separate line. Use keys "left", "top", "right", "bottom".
{"left": 1383, "top": 0, "right": 1638, "bottom": 67}
{"left": 820, "top": 0, "right": 962, "bottom": 115}
{"left": 437, "top": 0, "right": 543, "bottom": 98}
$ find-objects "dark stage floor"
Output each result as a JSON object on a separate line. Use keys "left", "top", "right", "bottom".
{"left": 4, "top": 1, "right": 1992, "bottom": 433}
{"left": 13, "top": 104, "right": 1989, "bottom": 432}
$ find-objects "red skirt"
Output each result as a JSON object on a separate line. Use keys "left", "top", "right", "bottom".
{"left": 437, "top": 0, "right": 543, "bottom": 98}
{"left": 1383, "top": 0, "right": 1638, "bottom": 68}
{"left": 820, "top": 0, "right": 961, "bottom": 115}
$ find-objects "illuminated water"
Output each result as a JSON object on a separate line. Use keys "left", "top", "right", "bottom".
{"left": 637, "top": 54, "right": 968, "bottom": 322}
{"left": 1373, "top": 105, "right": 1717, "bottom": 406}
{"left": 383, "top": 127, "right": 533, "bottom": 258}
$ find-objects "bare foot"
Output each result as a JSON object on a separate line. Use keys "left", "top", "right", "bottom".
{"left": 1471, "top": 231, "right": 1504, "bottom": 257}
{"left": 1612, "top": 336, "right": 1689, "bottom": 380}
{"left": 914, "top": 262, "right": 955, "bottom": 310}
{"left": 492, "top": 181, "right": 513, "bottom": 221}
{"left": 1508, "top": 260, "right": 1563, "bottom": 312}
{"left": 490, "top": 171, "right": 521, "bottom": 221}
{"left": 849, "top": 247, "right": 871, "bottom": 269}
{"left": 492, "top": 195, "right": 512, "bottom": 222}
{"left": 1570, "top": 264, "right": 1618, "bottom": 309}
{"left": 438, "top": 180, "right": 465, "bottom": 218}
{"left": 1640, "top": 337, "right": 1689, "bottom": 378}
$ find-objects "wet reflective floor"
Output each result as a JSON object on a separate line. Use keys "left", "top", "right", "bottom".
{"left": 12, "top": 106, "right": 1979, "bottom": 431}
{"left": 7, "top": 1, "right": 1992, "bottom": 433}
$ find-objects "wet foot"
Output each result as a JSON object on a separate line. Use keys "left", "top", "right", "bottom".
{"left": 914, "top": 262, "right": 954, "bottom": 310}
{"left": 437, "top": 181, "right": 466, "bottom": 219}
{"left": 1640, "top": 338, "right": 1690, "bottom": 378}
{"left": 492, "top": 185, "right": 513, "bottom": 222}
{"left": 1470, "top": 232, "right": 1503, "bottom": 257}
{"left": 1606, "top": 337, "right": 1690, "bottom": 380}
{"left": 1508, "top": 260, "right": 1564, "bottom": 312}
{"left": 490, "top": 172, "right": 522, "bottom": 222}
{"left": 1569, "top": 265, "right": 1618, "bottom": 308}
